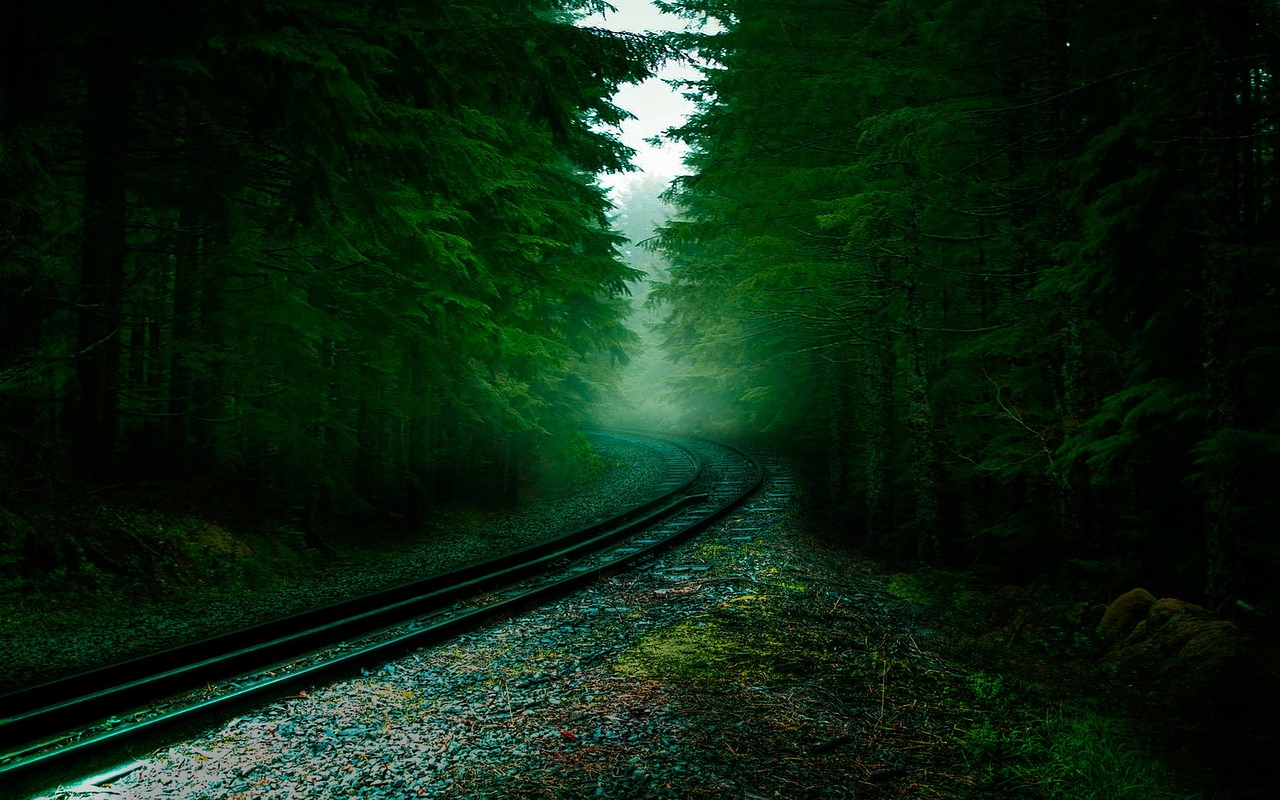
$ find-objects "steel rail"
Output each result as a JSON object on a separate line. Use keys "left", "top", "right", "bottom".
{"left": 0, "top": 433, "right": 763, "bottom": 794}
{"left": 0, "top": 432, "right": 698, "bottom": 747}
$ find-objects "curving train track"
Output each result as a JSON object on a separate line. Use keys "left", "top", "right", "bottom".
{"left": 0, "top": 431, "right": 764, "bottom": 795}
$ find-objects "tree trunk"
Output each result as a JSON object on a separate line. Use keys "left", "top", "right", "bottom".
{"left": 355, "top": 354, "right": 378, "bottom": 504}
{"left": 1056, "top": 307, "right": 1092, "bottom": 557}
{"left": 826, "top": 353, "right": 856, "bottom": 522}
{"left": 864, "top": 256, "right": 896, "bottom": 551}
{"left": 168, "top": 202, "right": 200, "bottom": 463}
{"left": 903, "top": 172, "right": 942, "bottom": 560}
{"left": 863, "top": 335, "right": 895, "bottom": 550}
{"left": 1199, "top": 0, "right": 1252, "bottom": 608}
{"left": 405, "top": 354, "right": 432, "bottom": 525}
{"left": 73, "top": 44, "right": 131, "bottom": 477}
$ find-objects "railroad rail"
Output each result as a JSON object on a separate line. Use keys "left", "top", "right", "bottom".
{"left": 0, "top": 431, "right": 764, "bottom": 795}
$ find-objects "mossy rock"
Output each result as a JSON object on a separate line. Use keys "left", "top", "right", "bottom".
{"left": 1101, "top": 591, "right": 1280, "bottom": 714}
{"left": 1145, "top": 597, "right": 1209, "bottom": 628}
{"left": 1099, "top": 587, "right": 1156, "bottom": 641}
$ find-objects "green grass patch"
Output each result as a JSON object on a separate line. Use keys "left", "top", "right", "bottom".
{"left": 961, "top": 704, "right": 1200, "bottom": 799}
{"left": 614, "top": 617, "right": 788, "bottom": 685}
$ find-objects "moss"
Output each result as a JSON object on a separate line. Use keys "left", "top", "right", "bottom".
{"left": 614, "top": 618, "right": 784, "bottom": 685}
{"left": 1099, "top": 587, "right": 1157, "bottom": 641}
{"left": 1145, "top": 597, "right": 1209, "bottom": 628}
{"left": 757, "top": 566, "right": 807, "bottom": 593}
{"left": 694, "top": 541, "right": 727, "bottom": 559}
{"left": 614, "top": 586, "right": 828, "bottom": 686}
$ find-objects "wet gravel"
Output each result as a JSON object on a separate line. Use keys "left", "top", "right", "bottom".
{"left": 0, "top": 434, "right": 673, "bottom": 693}
{"left": 32, "top": 458, "right": 811, "bottom": 800}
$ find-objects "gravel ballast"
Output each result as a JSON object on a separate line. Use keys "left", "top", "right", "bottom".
{"left": 23, "top": 446, "right": 1182, "bottom": 800}
{"left": 27, "top": 454, "right": 1010, "bottom": 800}
{"left": 34, "top": 457, "right": 805, "bottom": 800}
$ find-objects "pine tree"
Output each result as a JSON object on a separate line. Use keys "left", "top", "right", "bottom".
{"left": 0, "top": 0, "right": 665, "bottom": 520}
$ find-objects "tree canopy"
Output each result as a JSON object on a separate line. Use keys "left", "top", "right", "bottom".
{"left": 0, "top": 0, "right": 664, "bottom": 519}
{"left": 650, "top": 0, "right": 1280, "bottom": 608}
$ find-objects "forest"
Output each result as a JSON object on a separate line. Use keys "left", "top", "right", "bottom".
{"left": 1, "top": 0, "right": 1278, "bottom": 617}
{"left": 0, "top": 0, "right": 662, "bottom": 528}
{"left": 645, "top": 0, "right": 1280, "bottom": 612}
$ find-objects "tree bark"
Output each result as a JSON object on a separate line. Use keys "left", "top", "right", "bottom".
{"left": 73, "top": 43, "right": 132, "bottom": 477}
{"left": 864, "top": 336, "right": 895, "bottom": 550}
{"left": 167, "top": 202, "right": 200, "bottom": 462}
{"left": 903, "top": 173, "right": 942, "bottom": 560}
{"left": 1199, "top": 0, "right": 1252, "bottom": 608}
{"left": 826, "top": 353, "right": 855, "bottom": 523}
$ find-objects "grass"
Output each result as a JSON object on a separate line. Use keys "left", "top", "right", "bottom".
{"left": 883, "top": 567, "right": 1203, "bottom": 798}
{"left": 960, "top": 704, "right": 1200, "bottom": 799}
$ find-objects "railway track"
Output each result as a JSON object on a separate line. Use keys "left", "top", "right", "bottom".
{"left": 0, "top": 431, "right": 763, "bottom": 795}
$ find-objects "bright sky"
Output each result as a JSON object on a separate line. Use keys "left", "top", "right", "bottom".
{"left": 579, "top": 1, "right": 705, "bottom": 197}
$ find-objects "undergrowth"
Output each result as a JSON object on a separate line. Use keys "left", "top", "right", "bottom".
{"left": 0, "top": 505, "right": 319, "bottom": 632}
{"left": 959, "top": 683, "right": 1199, "bottom": 799}
{"left": 884, "top": 566, "right": 1205, "bottom": 798}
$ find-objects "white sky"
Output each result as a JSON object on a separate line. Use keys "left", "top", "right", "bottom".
{"left": 579, "top": 1, "right": 706, "bottom": 197}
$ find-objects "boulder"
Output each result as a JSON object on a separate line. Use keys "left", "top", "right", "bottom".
{"left": 1099, "top": 587, "right": 1156, "bottom": 641}
{"left": 1099, "top": 589, "right": 1279, "bottom": 715}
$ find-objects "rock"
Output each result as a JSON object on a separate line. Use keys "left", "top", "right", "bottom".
{"left": 1098, "top": 587, "right": 1156, "bottom": 641}
{"left": 1145, "top": 596, "right": 1205, "bottom": 624}
{"left": 1100, "top": 590, "right": 1280, "bottom": 717}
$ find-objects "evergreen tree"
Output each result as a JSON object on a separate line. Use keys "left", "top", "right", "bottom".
{"left": 653, "top": 0, "right": 1280, "bottom": 605}
{"left": 0, "top": 0, "right": 664, "bottom": 522}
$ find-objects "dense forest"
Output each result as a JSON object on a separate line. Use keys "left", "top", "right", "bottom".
{"left": 3, "top": 0, "right": 1278, "bottom": 616}
{"left": 647, "top": 0, "right": 1280, "bottom": 610}
{"left": 0, "top": 0, "right": 663, "bottom": 525}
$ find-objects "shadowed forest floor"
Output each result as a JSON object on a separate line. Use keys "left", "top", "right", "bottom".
{"left": 12, "top": 460, "right": 1279, "bottom": 800}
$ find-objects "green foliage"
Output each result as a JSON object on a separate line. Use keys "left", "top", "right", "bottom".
{"left": 968, "top": 671, "right": 1003, "bottom": 702}
{"left": 651, "top": 0, "right": 1280, "bottom": 602}
{"left": 886, "top": 567, "right": 990, "bottom": 623}
{"left": 0, "top": 0, "right": 668, "bottom": 520}
{"left": 961, "top": 707, "right": 1199, "bottom": 800}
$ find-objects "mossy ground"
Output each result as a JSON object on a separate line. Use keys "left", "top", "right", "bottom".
{"left": 0, "top": 434, "right": 622, "bottom": 636}
{"left": 0, "top": 505, "right": 318, "bottom": 630}
{"left": 600, "top": 515, "right": 1236, "bottom": 799}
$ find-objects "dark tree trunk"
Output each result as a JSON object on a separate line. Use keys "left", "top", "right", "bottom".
{"left": 1199, "top": 0, "right": 1253, "bottom": 607}
{"left": 73, "top": 44, "right": 131, "bottom": 477}
{"left": 826, "top": 353, "right": 856, "bottom": 522}
{"left": 863, "top": 335, "right": 895, "bottom": 550}
{"left": 864, "top": 255, "right": 896, "bottom": 551}
{"left": 355, "top": 355, "right": 379, "bottom": 504}
{"left": 168, "top": 202, "right": 200, "bottom": 463}
{"left": 903, "top": 174, "right": 941, "bottom": 561}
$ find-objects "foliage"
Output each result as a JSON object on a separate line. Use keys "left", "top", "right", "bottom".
{"left": 961, "top": 706, "right": 1200, "bottom": 800}
{"left": 0, "top": 0, "right": 666, "bottom": 524}
{"left": 651, "top": 0, "right": 1280, "bottom": 606}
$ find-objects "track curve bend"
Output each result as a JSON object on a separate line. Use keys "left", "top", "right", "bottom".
{"left": 1, "top": 432, "right": 763, "bottom": 793}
